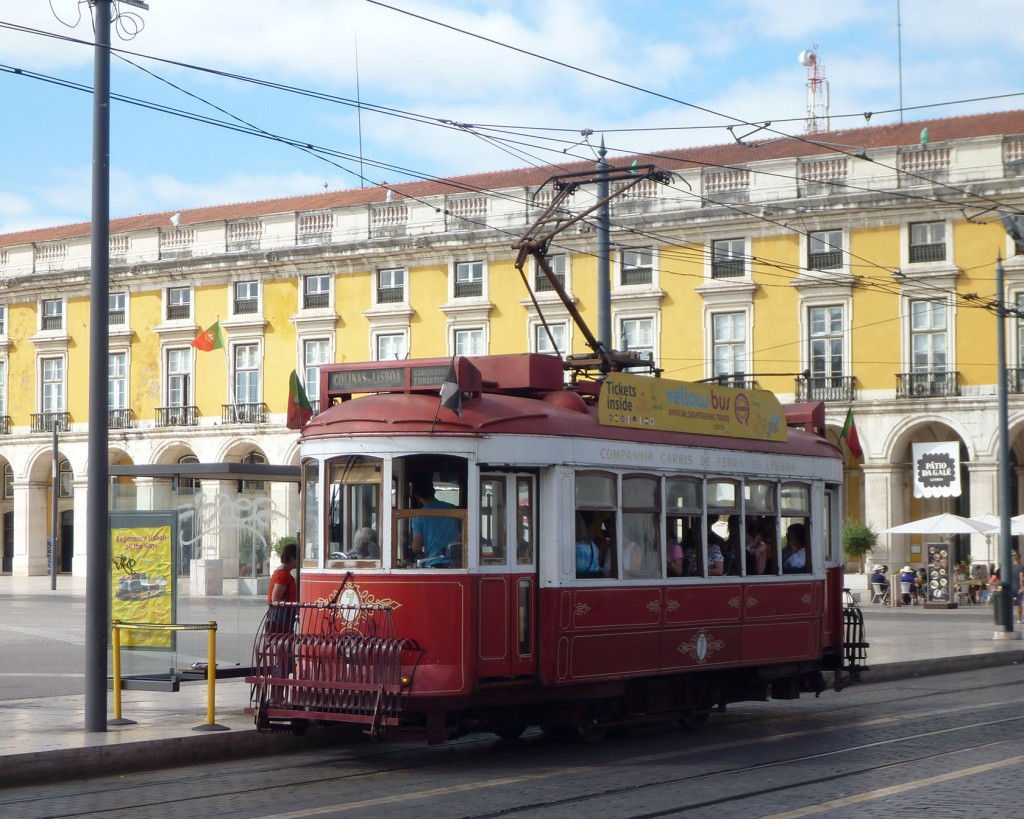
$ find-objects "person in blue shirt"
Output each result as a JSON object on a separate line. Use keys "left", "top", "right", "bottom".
{"left": 411, "top": 480, "right": 459, "bottom": 565}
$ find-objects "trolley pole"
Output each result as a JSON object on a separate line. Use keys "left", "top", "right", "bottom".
{"left": 85, "top": 0, "right": 112, "bottom": 732}
{"left": 995, "top": 254, "right": 1015, "bottom": 637}
{"left": 49, "top": 419, "right": 58, "bottom": 590}
{"left": 596, "top": 138, "right": 611, "bottom": 351}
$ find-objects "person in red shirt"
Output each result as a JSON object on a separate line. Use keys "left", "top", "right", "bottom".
{"left": 266, "top": 542, "right": 298, "bottom": 633}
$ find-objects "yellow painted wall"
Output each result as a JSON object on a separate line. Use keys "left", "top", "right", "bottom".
{"left": 7, "top": 302, "right": 37, "bottom": 422}
{"left": 130, "top": 289, "right": 164, "bottom": 416}
{"left": 850, "top": 225, "right": 901, "bottom": 391}
{"left": 263, "top": 276, "right": 301, "bottom": 412}
{"left": 751, "top": 234, "right": 800, "bottom": 395}
{"left": 190, "top": 283, "right": 228, "bottom": 418}
{"left": 409, "top": 262, "right": 453, "bottom": 358}
{"left": 66, "top": 297, "right": 90, "bottom": 421}
{"left": 953, "top": 219, "right": 1002, "bottom": 387}
{"left": 658, "top": 242, "right": 704, "bottom": 381}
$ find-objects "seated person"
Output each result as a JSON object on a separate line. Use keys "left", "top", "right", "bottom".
{"left": 745, "top": 518, "right": 771, "bottom": 575}
{"left": 680, "top": 526, "right": 701, "bottom": 577}
{"left": 870, "top": 564, "right": 889, "bottom": 595}
{"left": 898, "top": 565, "right": 916, "bottom": 604}
{"left": 410, "top": 480, "right": 459, "bottom": 566}
{"left": 666, "top": 534, "right": 683, "bottom": 577}
{"left": 575, "top": 514, "right": 604, "bottom": 578}
{"left": 706, "top": 515, "right": 726, "bottom": 576}
{"left": 348, "top": 526, "right": 380, "bottom": 559}
{"left": 782, "top": 523, "right": 808, "bottom": 573}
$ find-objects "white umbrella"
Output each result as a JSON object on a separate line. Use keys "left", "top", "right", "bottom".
{"left": 882, "top": 512, "right": 997, "bottom": 536}
{"left": 969, "top": 513, "right": 1024, "bottom": 536}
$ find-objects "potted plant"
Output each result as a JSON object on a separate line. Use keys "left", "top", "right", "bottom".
{"left": 842, "top": 519, "right": 878, "bottom": 574}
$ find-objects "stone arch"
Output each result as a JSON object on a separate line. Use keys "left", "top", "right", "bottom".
{"left": 881, "top": 413, "right": 976, "bottom": 465}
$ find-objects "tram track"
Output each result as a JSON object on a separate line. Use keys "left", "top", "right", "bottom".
{"left": 5, "top": 679, "right": 1022, "bottom": 818}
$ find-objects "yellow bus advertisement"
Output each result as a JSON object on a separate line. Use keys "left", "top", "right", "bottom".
{"left": 110, "top": 511, "right": 177, "bottom": 649}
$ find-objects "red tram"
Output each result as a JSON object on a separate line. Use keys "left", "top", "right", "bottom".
{"left": 247, "top": 353, "right": 863, "bottom": 743}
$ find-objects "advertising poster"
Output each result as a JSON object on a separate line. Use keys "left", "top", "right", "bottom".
{"left": 926, "top": 542, "right": 951, "bottom": 606}
{"left": 598, "top": 372, "right": 788, "bottom": 442}
{"left": 912, "top": 441, "right": 961, "bottom": 498}
{"left": 110, "top": 511, "right": 177, "bottom": 649}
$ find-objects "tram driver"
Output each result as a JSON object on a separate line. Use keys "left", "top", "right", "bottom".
{"left": 410, "top": 479, "right": 460, "bottom": 568}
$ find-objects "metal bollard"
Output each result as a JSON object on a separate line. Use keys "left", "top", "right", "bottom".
{"left": 108, "top": 621, "right": 137, "bottom": 726}
{"left": 193, "top": 620, "right": 229, "bottom": 732}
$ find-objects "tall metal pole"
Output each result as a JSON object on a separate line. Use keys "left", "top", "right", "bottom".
{"left": 995, "top": 254, "right": 1015, "bottom": 636}
{"left": 596, "top": 138, "right": 611, "bottom": 352}
{"left": 86, "top": 0, "right": 112, "bottom": 732}
{"left": 50, "top": 420, "right": 58, "bottom": 590}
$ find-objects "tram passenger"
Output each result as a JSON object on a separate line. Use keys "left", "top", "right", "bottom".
{"left": 410, "top": 479, "right": 460, "bottom": 567}
{"left": 349, "top": 527, "right": 380, "bottom": 559}
{"left": 782, "top": 523, "right": 808, "bottom": 573}
{"left": 744, "top": 518, "right": 771, "bottom": 575}
{"left": 723, "top": 514, "right": 743, "bottom": 575}
{"left": 706, "top": 515, "right": 726, "bottom": 576}
{"left": 681, "top": 525, "right": 702, "bottom": 576}
{"left": 575, "top": 514, "right": 604, "bottom": 578}
{"left": 666, "top": 533, "right": 683, "bottom": 577}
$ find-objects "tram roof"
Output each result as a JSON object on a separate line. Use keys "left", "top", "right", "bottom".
{"left": 302, "top": 388, "right": 839, "bottom": 461}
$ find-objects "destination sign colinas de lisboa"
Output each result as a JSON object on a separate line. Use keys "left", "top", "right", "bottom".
{"left": 598, "top": 372, "right": 787, "bottom": 442}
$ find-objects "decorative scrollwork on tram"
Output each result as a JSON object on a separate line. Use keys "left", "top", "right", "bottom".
{"left": 677, "top": 629, "right": 724, "bottom": 664}
{"left": 801, "top": 593, "right": 813, "bottom": 606}
{"left": 574, "top": 601, "right": 591, "bottom": 617}
{"left": 646, "top": 599, "right": 661, "bottom": 613}
{"left": 745, "top": 595, "right": 760, "bottom": 609}
{"left": 664, "top": 599, "right": 680, "bottom": 613}
{"left": 727, "top": 596, "right": 741, "bottom": 609}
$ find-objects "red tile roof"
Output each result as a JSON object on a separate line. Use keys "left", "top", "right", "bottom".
{"left": 4, "top": 108, "right": 1023, "bottom": 247}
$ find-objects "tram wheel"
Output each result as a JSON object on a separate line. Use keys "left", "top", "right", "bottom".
{"left": 493, "top": 721, "right": 528, "bottom": 742}
{"left": 679, "top": 709, "right": 710, "bottom": 729}
{"left": 575, "top": 722, "right": 608, "bottom": 743}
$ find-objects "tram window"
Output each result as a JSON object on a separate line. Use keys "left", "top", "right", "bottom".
{"left": 575, "top": 471, "right": 616, "bottom": 579}
{"left": 622, "top": 475, "right": 660, "bottom": 579}
{"left": 744, "top": 481, "right": 778, "bottom": 576}
{"left": 479, "top": 476, "right": 507, "bottom": 564}
{"left": 781, "top": 482, "right": 811, "bottom": 574}
{"left": 391, "top": 454, "right": 468, "bottom": 569}
{"left": 327, "top": 457, "right": 382, "bottom": 568}
{"left": 516, "top": 476, "right": 535, "bottom": 565}
{"left": 301, "top": 460, "right": 320, "bottom": 567}
{"left": 708, "top": 479, "right": 741, "bottom": 576}
{"left": 666, "top": 478, "right": 702, "bottom": 577}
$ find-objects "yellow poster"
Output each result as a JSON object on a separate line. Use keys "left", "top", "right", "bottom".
{"left": 110, "top": 520, "right": 174, "bottom": 649}
{"left": 598, "top": 372, "right": 788, "bottom": 442}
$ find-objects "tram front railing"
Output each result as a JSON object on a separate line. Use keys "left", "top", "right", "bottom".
{"left": 248, "top": 601, "right": 423, "bottom": 736}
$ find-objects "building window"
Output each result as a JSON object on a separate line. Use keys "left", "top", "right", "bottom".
{"left": 233, "top": 281, "right": 258, "bottom": 315}
{"left": 621, "top": 248, "right": 653, "bottom": 286}
{"left": 108, "top": 352, "right": 127, "bottom": 410}
{"left": 233, "top": 344, "right": 260, "bottom": 404}
{"left": 711, "top": 238, "right": 745, "bottom": 278}
{"left": 0, "top": 304, "right": 6, "bottom": 335}
{"left": 534, "top": 322, "right": 567, "bottom": 357}
{"left": 909, "top": 221, "right": 946, "bottom": 263}
{"left": 910, "top": 299, "right": 947, "bottom": 373}
{"left": 108, "top": 292, "right": 126, "bottom": 326}
{"left": 166, "top": 348, "right": 191, "bottom": 407}
{"left": 3, "top": 463, "right": 13, "bottom": 499}
{"left": 41, "top": 357, "right": 65, "bottom": 412}
{"left": 0, "top": 359, "right": 5, "bottom": 417}
{"left": 808, "top": 305, "right": 844, "bottom": 384}
{"left": 303, "top": 338, "right": 330, "bottom": 407}
{"left": 535, "top": 254, "right": 565, "bottom": 292}
{"left": 619, "top": 317, "right": 654, "bottom": 361}
{"left": 303, "top": 274, "right": 330, "bottom": 309}
{"left": 453, "top": 327, "right": 485, "bottom": 356}
{"left": 712, "top": 312, "right": 747, "bottom": 382}
{"left": 377, "top": 268, "right": 405, "bottom": 303}
{"left": 58, "top": 458, "right": 73, "bottom": 498}
{"left": 239, "top": 451, "right": 266, "bottom": 494}
{"left": 166, "top": 286, "right": 191, "bottom": 321}
{"left": 808, "top": 230, "right": 843, "bottom": 270}
{"left": 375, "top": 333, "right": 407, "bottom": 361}
{"left": 42, "top": 299, "right": 63, "bottom": 331}
{"left": 454, "top": 261, "right": 484, "bottom": 298}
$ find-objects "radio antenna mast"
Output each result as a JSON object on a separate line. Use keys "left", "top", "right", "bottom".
{"left": 799, "top": 46, "right": 830, "bottom": 133}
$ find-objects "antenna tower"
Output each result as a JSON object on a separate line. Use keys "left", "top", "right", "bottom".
{"left": 798, "top": 46, "right": 830, "bottom": 133}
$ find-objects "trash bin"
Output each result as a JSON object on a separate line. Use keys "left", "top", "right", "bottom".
{"left": 992, "top": 589, "right": 1009, "bottom": 626}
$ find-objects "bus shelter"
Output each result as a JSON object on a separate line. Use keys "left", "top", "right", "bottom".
{"left": 108, "top": 462, "right": 300, "bottom": 689}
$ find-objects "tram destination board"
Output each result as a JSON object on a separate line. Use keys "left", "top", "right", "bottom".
{"left": 326, "top": 364, "right": 454, "bottom": 395}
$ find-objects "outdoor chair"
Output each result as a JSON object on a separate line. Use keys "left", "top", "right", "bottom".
{"left": 899, "top": 581, "right": 915, "bottom": 605}
{"left": 870, "top": 582, "right": 889, "bottom": 604}
{"left": 957, "top": 581, "right": 973, "bottom": 605}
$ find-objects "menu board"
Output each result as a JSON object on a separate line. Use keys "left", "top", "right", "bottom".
{"left": 926, "top": 542, "right": 950, "bottom": 604}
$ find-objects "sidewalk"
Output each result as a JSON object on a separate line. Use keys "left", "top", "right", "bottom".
{"left": 2, "top": 581, "right": 1022, "bottom": 787}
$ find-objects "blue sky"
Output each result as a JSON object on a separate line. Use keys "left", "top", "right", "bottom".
{"left": 1, "top": 0, "right": 1021, "bottom": 234}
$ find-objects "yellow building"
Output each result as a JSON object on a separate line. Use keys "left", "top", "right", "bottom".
{"left": 0, "top": 109, "right": 1022, "bottom": 577}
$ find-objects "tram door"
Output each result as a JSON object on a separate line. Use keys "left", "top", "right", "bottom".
{"left": 477, "top": 472, "right": 538, "bottom": 680}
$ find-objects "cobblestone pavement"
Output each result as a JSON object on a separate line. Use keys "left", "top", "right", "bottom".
{"left": 1, "top": 664, "right": 1020, "bottom": 818}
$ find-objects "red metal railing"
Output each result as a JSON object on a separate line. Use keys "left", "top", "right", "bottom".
{"left": 248, "top": 602, "right": 422, "bottom": 737}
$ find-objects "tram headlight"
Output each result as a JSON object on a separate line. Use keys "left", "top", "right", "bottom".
{"left": 400, "top": 674, "right": 412, "bottom": 688}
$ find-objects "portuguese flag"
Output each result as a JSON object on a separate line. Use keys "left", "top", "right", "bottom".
{"left": 840, "top": 408, "right": 863, "bottom": 461}
{"left": 191, "top": 321, "right": 224, "bottom": 352}
{"left": 287, "top": 370, "right": 313, "bottom": 430}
